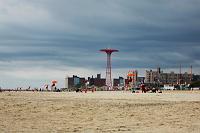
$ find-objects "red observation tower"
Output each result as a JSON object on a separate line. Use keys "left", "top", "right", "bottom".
{"left": 100, "top": 48, "right": 119, "bottom": 90}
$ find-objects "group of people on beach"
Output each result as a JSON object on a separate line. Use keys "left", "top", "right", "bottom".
{"left": 75, "top": 88, "right": 96, "bottom": 93}
{"left": 132, "top": 84, "right": 162, "bottom": 93}
{"left": 1, "top": 84, "right": 163, "bottom": 93}
{"left": 141, "top": 87, "right": 162, "bottom": 93}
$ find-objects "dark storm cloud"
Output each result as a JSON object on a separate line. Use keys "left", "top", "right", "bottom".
{"left": 0, "top": 0, "right": 200, "bottom": 87}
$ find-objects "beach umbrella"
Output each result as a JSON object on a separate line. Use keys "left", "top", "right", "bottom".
{"left": 51, "top": 80, "right": 58, "bottom": 84}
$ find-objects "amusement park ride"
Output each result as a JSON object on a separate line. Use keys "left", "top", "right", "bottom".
{"left": 100, "top": 48, "right": 119, "bottom": 90}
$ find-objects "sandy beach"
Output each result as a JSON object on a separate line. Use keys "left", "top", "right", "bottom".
{"left": 0, "top": 91, "right": 200, "bottom": 133}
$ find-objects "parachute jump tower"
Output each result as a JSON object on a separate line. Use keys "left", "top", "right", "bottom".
{"left": 100, "top": 48, "right": 119, "bottom": 90}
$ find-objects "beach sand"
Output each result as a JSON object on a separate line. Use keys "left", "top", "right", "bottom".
{"left": 0, "top": 91, "right": 200, "bottom": 133}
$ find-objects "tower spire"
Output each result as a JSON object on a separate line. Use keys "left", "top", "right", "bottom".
{"left": 179, "top": 64, "right": 182, "bottom": 85}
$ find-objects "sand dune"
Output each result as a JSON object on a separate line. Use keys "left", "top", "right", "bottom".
{"left": 0, "top": 91, "right": 200, "bottom": 133}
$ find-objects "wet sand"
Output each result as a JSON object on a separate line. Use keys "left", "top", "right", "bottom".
{"left": 0, "top": 91, "right": 200, "bottom": 133}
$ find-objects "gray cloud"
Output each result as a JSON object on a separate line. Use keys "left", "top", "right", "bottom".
{"left": 0, "top": 0, "right": 200, "bottom": 88}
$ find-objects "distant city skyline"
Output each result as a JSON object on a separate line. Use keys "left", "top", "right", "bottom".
{"left": 0, "top": 0, "right": 200, "bottom": 88}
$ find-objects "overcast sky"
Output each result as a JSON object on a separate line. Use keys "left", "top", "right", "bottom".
{"left": 0, "top": 0, "right": 200, "bottom": 88}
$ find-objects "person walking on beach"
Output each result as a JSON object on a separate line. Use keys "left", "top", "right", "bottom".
{"left": 141, "top": 84, "right": 146, "bottom": 93}
{"left": 46, "top": 85, "right": 49, "bottom": 91}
